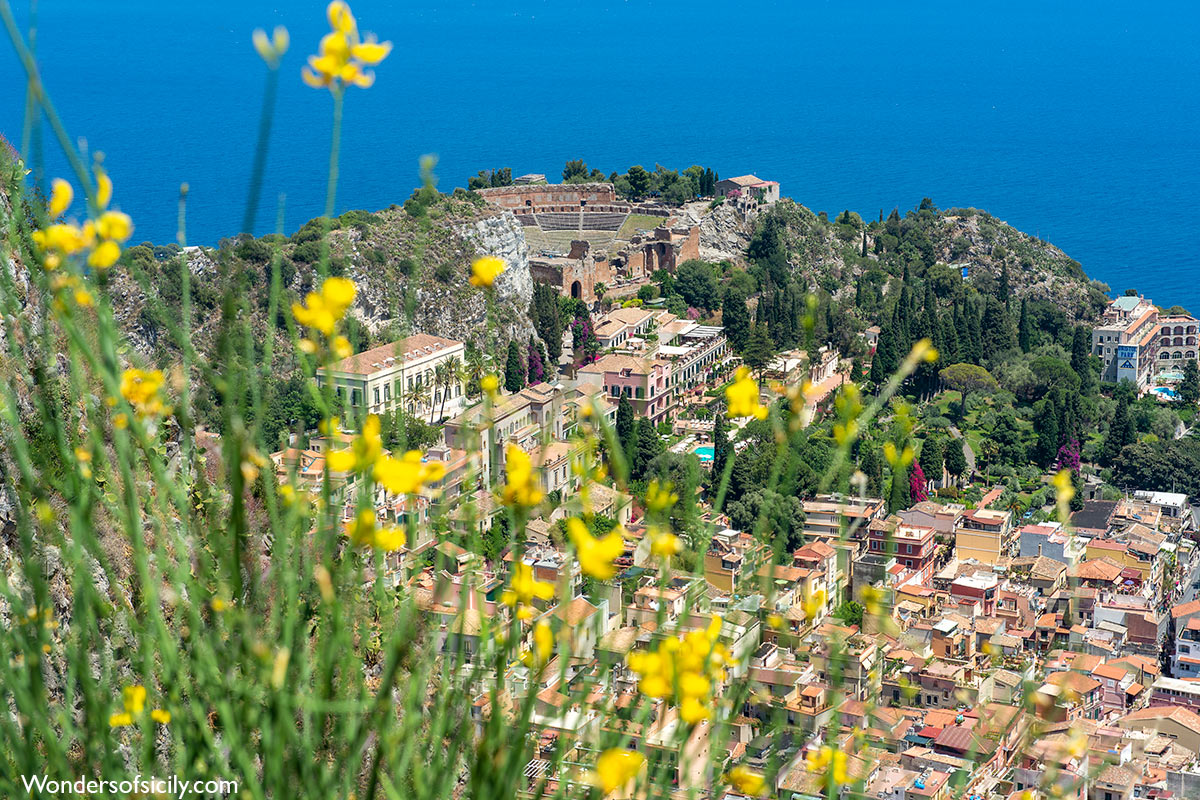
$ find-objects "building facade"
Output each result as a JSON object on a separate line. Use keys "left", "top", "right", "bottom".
{"left": 317, "top": 334, "right": 467, "bottom": 422}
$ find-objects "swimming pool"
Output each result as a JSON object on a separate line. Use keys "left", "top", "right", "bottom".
{"left": 1151, "top": 386, "right": 1179, "bottom": 399}
{"left": 1158, "top": 371, "right": 1186, "bottom": 382}
{"left": 694, "top": 445, "right": 715, "bottom": 461}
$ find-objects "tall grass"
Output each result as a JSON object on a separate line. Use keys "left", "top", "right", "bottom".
{"left": 0, "top": 4, "right": 1094, "bottom": 800}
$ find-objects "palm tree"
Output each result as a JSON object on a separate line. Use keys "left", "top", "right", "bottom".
{"left": 438, "top": 355, "right": 463, "bottom": 421}
{"left": 594, "top": 282, "right": 609, "bottom": 312}
{"left": 430, "top": 363, "right": 449, "bottom": 424}
{"left": 464, "top": 345, "right": 486, "bottom": 400}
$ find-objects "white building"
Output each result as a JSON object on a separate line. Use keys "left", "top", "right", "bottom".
{"left": 317, "top": 333, "right": 467, "bottom": 422}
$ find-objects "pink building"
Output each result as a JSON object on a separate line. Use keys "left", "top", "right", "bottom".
{"left": 577, "top": 354, "right": 675, "bottom": 424}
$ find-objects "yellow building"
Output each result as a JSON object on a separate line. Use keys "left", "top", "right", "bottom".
{"left": 954, "top": 508, "right": 1014, "bottom": 564}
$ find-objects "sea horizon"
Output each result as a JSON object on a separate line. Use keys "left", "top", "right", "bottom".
{"left": 2, "top": 0, "right": 1198, "bottom": 308}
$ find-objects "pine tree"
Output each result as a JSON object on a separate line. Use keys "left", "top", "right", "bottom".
{"left": 1018, "top": 298, "right": 1032, "bottom": 353}
{"left": 722, "top": 286, "right": 752, "bottom": 353}
{"left": 504, "top": 340, "right": 525, "bottom": 392}
{"left": 743, "top": 322, "right": 776, "bottom": 377}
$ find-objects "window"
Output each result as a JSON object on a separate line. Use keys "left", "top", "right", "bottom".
{"left": 905, "top": 544, "right": 913, "bottom": 554}
{"left": 373, "top": 388, "right": 380, "bottom": 405}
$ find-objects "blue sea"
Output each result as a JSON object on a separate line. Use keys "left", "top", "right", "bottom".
{"left": 2, "top": 1, "right": 1199, "bottom": 308}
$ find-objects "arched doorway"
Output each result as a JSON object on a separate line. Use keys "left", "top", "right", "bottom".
{"left": 571, "top": 281, "right": 582, "bottom": 299}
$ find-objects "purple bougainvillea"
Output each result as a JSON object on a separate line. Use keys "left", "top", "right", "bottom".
{"left": 1055, "top": 438, "right": 1081, "bottom": 474}
{"left": 527, "top": 342, "right": 545, "bottom": 383}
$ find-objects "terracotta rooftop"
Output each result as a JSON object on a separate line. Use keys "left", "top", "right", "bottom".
{"left": 323, "top": 333, "right": 462, "bottom": 375}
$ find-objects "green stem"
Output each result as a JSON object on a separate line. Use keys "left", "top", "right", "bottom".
{"left": 242, "top": 66, "right": 280, "bottom": 234}
{"left": 324, "top": 89, "right": 344, "bottom": 220}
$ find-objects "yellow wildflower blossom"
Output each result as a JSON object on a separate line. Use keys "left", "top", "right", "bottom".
{"left": 589, "top": 748, "right": 645, "bottom": 794}
{"left": 567, "top": 518, "right": 624, "bottom": 580}
{"left": 627, "top": 615, "right": 730, "bottom": 725}
{"left": 501, "top": 562, "right": 556, "bottom": 621}
{"left": 725, "top": 366, "right": 767, "bottom": 419}
{"left": 374, "top": 449, "right": 446, "bottom": 495}
{"left": 644, "top": 480, "right": 678, "bottom": 512}
{"left": 252, "top": 25, "right": 290, "bottom": 66}
{"left": 481, "top": 374, "right": 499, "bottom": 396}
{"left": 48, "top": 178, "right": 73, "bottom": 217}
{"left": 724, "top": 765, "right": 766, "bottom": 796}
{"left": 469, "top": 255, "right": 505, "bottom": 288}
{"left": 521, "top": 619, "right": 554, "bottom": 667}
{"left": 150, "top": 708, "right": 171, "bottom": 725}
{"left": 649, "top": 527, "right": 682, "bottom": 558}
{"left": 500, "top": 444, "right": 543, "bottom": 508}
{"left": 292, "top": 276, "right": 357, "bottom": 337}
{"left": 303, "top": 1, "right": 391, "bottom": 90}
{"left": 119, "top": 369, "right": 166, "bottom": 418}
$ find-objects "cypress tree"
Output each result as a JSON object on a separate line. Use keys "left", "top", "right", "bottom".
{"left": 743, "top": 322, "right": 776, "bottom": 377}
{"left": 712, "top": 412, "right": 730, "bottom": 478}
{"left": 1070, "top": 325, "right": 1094, "bottom": 393}
{"left": 616, "top": 395, "right": 635, "bottom": 468}
{"left": 1032, "top": 398, "right": 1061, "bottom": 467}
{"left": 964, "top": 301, "right": 983, "bottom": 364}
{"left": 999, "top": 263, "right": 1011, "bottom": 308}
{"left": 981, "top": 297, "right": 1017, "bottom": 360}
{"left": 1018, "top": 298, "right": 1032, "bottom": 353}
{"left": 504, "top": 340, "right": 525, "bottom": 392}
{"left": 1100, "top": 396, "right": 1134, "bottom": 465}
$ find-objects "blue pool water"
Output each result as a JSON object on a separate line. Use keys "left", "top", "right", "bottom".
{"left": 1151, "top": 387, "right": 1179, "bottom": 399}
{"left": 2, "top": 1, "right": 1199, "bottom": 308}
{"left": 695, "top": 446, "right": 715, "bottom": 462}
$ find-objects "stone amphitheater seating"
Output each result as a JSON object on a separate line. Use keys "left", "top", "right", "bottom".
{"left": 528, "top": 210, "right": 629, "bottom": 232}
{"left": 535, "top": 212, "right": 583, "bottom": 231}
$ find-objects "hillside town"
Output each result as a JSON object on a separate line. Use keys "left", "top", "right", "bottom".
{"left": 268, "top": 180, "right": 1200, "bottom": 800}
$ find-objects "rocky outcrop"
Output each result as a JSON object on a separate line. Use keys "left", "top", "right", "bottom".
{"left": 698, "top": 202, "right": 753, "bottom": 263}
{"left": 457, "top": 211, "right": 534, "bottom": 319}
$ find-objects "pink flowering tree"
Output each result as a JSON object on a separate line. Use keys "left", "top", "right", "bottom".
{"left": 909, "top": 461, "right": 929, "bottom": 503}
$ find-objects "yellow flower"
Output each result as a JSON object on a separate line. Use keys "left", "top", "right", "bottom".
{"left": 253, "top": 25, "right": 290, "bottom": 66}
{"left": 803, "top": 588, "right": 826, "bottom": 623}
{"left": 88, "top": 240, "right": 121, "bottom": 269}
{"left": 108, "top": 712, "right": 133, "bottom": 728}
{"left": 48, "top": 178, "right": 73, "bottom": 217}
{"left": 374, "top": 449, "right": 445, "bottom": 495}
{"left": 726, "top": 366, "right": 767, "bottom": 419}
{"left": 303, "top": 2, "right": 390, "bottom": 91}
{"left": 644, "top": 480, "right": 678, "bottom": 512}
{"left": 95, "top": 210, "right": 133, "bottom": 242}
{"left": 123, "top": 685, "right": 146, "bottom": 714}
{"left": 331, "top": 334, "right": 353, "bottom": 359}
{"left": 724, "top": 765, "right": 766, "bottom": 796}
{"left": 499, "top": 445, "right": 543, "bottom": 508}
{"left": 150, "top": 708, "right": 171, "bottom": 725}
{"left": 521, "top": 619, "right": 555, "bottom": 667}
{"left": 481, "top": 374, "right": 499, "bottom": 396}
{"left": 469, "top": 255, "right": 505, "bottom": 288}
{"left": 590, "top": 748, "right": 645, "bottom": 794}
{"left": 766, "top": 612, "right": 784, "bottom": 629}
{"left": 370, "top": 526, "right": 407, "bottom": 552}
{"left": 501, "top": 563, "right": 556, "bottom": 620}
{"left": 649, "top": 527, "right": 682, "bottom": 558}
{"left": 626, "top": 615, "right": 730, "bottom": 723}
{"left": 95, "top": 166, "right": 113, "bottom": 210}
{"left": 293, "top": 276, "right": 357, "bottom": 338}
{"left": 568, "top": 518, "right": 624, "bottom": 580}
{"left": 119, "top": 368, "right": 166, "bottom": 418}
{"left": 346, "top": 508, "right": 378, "bottom": 546}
